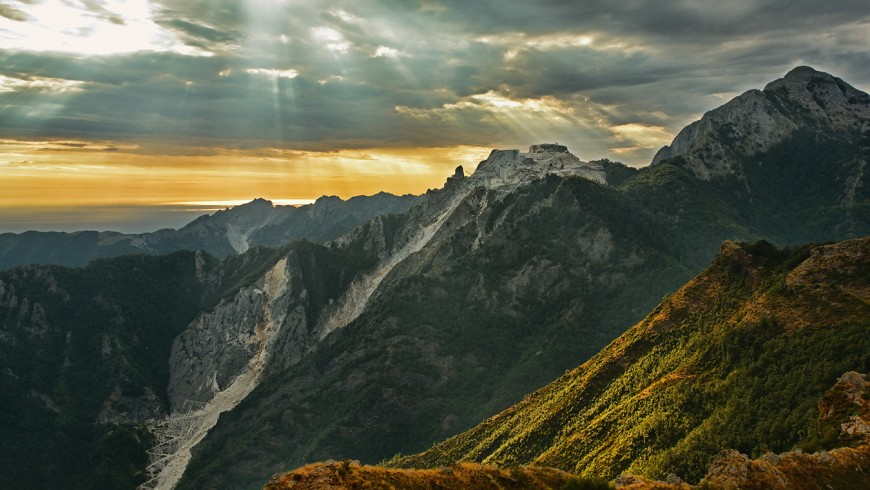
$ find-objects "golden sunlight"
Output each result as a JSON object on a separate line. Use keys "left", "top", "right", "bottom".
{"left": 0, "top": 140, "right": 490, "bottom": 210}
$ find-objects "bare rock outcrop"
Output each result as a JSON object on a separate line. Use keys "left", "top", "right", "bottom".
{"left": 652, "top": 66, "right": 870, "bottom": 180}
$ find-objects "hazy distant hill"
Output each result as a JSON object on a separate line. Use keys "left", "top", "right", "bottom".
{"left": 0, "top": 192, "right": 417, "bottom": 270}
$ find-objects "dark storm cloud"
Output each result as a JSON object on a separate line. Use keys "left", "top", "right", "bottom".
{"left": 1, "top": 0, "right": 869, "bottom": 164}
{"left": 425, "top": 0, "right": 870, "bottom": 39}
{"left": 0, "top": 3, "right": 29, "bottom": 21}
{"left": 153, "top": 0, "right": 245, "bottom": 28}
{"left": 0, "top": 50, "right": 230, "bottom": 86}
{"left": 79, "top": 0, "right": 126, "bottom": 25}
{"left": 152, "top": 4, "right": 243, "bottom": 52}
{"left": 156, "top": 17, "right": 240, "bottom": 46}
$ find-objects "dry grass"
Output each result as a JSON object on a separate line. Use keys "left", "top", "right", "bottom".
{"left": 265, "top": 460, "right": 577, "bottom": 489}
{"left": 699, "top": 444, "right": 870, "bottom": 490}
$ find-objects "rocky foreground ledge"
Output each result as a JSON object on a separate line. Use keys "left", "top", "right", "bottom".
{"left": 264, "top": 461, "right": 583, "bottom": 489}
{"left": 264, "top": 447, "right": 870, "bottom": 490}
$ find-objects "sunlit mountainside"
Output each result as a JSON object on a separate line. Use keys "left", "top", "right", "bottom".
{"left": 177, "top": 66, "right": 868, "bottom": 488}
{"left": 389, "top": 237, "right": 870, "bottom": 485}
{"left": 274, "top": 238, "right": 870, "bottom": 489}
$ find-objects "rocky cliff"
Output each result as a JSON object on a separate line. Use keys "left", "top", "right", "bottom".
{"left": 0, "top": 252, "right": 214, "bottom": 488}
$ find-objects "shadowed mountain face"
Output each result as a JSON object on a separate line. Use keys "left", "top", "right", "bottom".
{"left": 0, "top": 242, "right": 382, "bottom": 489}
{"left": 390, "top": 237, "right": 870, "bottom": 483}
{"left": 0, "top": 192, "right": 417, "bottom": 270}
{"left": 0, "top": 67, "right": 868, "bottom": 489}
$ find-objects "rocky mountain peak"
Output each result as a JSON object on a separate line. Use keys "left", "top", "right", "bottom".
{"left": 528, "top": 143, "right": 569, "bottom": 154}
{"left": 246, "top": 197, "right": 274, "bottom": 208}
{"left": 652, "top": 66, "right": 870, "bottom": 180}
{"left": 781, "top": 64, "right": 826, "bottom": 80}
{"left": 763, "top": 65, "right": 870, "bottom": 130}
{"left": 314, "top": 195, "right": 343, "bottom": 205}
{"left": 767, "top": 65, "right": 855, "bottom": 93}
{"left": 468, "top": 143, "right": 604, "bottom": 190}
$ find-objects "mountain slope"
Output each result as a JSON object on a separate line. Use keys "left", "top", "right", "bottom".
{"left": 173, "top": 149, "right": 704, "bottom": 489}
{"left": 175, "top": 67, "right": 870, "bottom": 489}
{"left": 0, "top": 238, "right": 380, "bottom": 489}
{"left": 0, "top": 251, "right": 214, "bottom": 488}
{"left": 391, "top": 237, "right": 870, "bottom": 482}
{"left": 0, "top": 192, "right": 417, "bottom": 270}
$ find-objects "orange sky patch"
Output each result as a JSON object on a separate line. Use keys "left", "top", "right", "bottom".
{"left": 0, "top": 140, "right": 490, "bottom": 208}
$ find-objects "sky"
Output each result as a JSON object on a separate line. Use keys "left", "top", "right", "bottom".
{"left": 1, "top": 0, "right": 869, "bottom": 232}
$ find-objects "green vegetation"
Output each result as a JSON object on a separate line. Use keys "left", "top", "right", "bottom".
{"left": 391, "top": 238, "right": 869, "bottom": 483}
{"left": 723, "top": 129, "right": 867, "bottom": 243}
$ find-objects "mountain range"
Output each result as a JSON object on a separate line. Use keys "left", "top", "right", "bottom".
{"left": 0, "top": 192, "right": 417, "bottom": 270}
{"left": 0, "top": 66, "right": 867, "bottom": 489}
{"left": 270, "top": 234, "right": 870, "bottom": 489}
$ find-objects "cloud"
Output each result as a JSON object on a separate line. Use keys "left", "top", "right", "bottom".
{"left": 0, "top": 0, "right": 868, "bottom": 167}
{"left": 0, "top": 3, "right": 29, "bottom": 21}
{"left": 155, "top": 17, "right": 240, "bottom": 50}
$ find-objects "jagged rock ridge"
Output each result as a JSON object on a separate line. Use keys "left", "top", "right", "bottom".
{"left": 155, "top": 144, "right": 608, "bottom": 488}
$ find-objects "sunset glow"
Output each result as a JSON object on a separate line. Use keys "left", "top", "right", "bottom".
{"left": 0, "top": 139, "right": 490, "bottom": 231}
{"left": 1, "top": 1, "right": 868, "bottom": 232}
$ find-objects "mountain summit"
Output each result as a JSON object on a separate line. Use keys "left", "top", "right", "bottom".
{"left": 652, "top": 65, "right": 870, "bottom": 180}
{"left": 468, "top": 144, "right": 605, "bottom": 190}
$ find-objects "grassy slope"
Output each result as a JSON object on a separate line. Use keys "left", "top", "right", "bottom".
{"left": 392, "top": 237, "right": 870, "bottom": 483}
